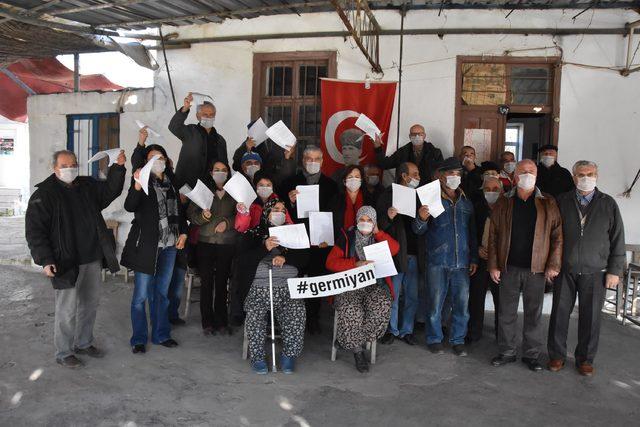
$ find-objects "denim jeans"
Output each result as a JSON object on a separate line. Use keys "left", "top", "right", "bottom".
{"left": 168, "top": 266, "right": 186, "bottom": 321}
{"left": 130, "top": 246, "right": 177, "bottom": 346}
{"left": 389, "top": 255, "right": 419, "bottom": 337}
{"left": 425, "top": 266, "right": 470, "bottom": 345}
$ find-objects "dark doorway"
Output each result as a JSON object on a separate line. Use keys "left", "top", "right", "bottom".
{"left": 505, "top": 113, "right": 552, "bottom": 161}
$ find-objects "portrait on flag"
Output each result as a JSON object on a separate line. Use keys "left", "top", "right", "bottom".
{"left": 320, "top": 78, "right": 397, "bottom": 176}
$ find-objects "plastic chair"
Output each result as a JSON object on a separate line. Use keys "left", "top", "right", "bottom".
{"left": 331, "top": 308, "right": 376, "bottom": 364}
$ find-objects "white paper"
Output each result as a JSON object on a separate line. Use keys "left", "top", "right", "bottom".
{"left": 223, "top": 172, "right": 257, "bottom": 207}
{"left": 191, "top": 91, "right": 214, "bottom": 106}
{"left": 363, "top": 240, "right": 398, "bottom": 279}
{"left": 309, "top": 211, "right": 334, "bottom": 246}
{"left": 134, "top": 154, "right": 160, "bottom": 195}
{"left": 296, "top": 185, "right": 320, "bottom": 219}
{"left": 180, "top": 179, "right": 214, "bottom": 211}
{"left": 392, "top": 183, "right": 416, "bottom": 218}
{"left": 355, "top": 113, "right": 381, "bottom": 140}
{"left": 247, "top": 117, "right": 269, "bottom": 145}
{"left": 135, "top": 120, "right": 161, "bottom": 139}
{"left": 88, "top": 148, "right": 121, "bottom": 166}
{"left": 269, "top": 224, "right": 311, "bottom": 249}
{"left": 265, "top": 120, "right": 296, "bottom": 150}
{"left": 416, "top": 179, "right": 445, "bottom": 218}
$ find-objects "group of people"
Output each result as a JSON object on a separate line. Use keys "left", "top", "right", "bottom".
{"left": 25, "top": 93, "right": 625, "bottom": 377}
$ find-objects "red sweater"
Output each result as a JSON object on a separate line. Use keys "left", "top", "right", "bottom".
{"left": 234, "top": 194, "right": 294, "bottom": 232}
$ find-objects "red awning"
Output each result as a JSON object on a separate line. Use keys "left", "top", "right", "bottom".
{"left": 0, "top": 58, "right": 122, "bottom": 122}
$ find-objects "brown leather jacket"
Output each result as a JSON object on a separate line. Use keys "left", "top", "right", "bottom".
{"left": 487, "top": 187, "right": 562, "bottom": 273}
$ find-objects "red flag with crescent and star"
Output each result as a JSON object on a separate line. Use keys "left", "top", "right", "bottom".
{"left": 319, "top": 78, "right": 397, "bottom": 176}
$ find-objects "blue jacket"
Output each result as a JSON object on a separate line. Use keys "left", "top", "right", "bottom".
{"left": 413, "top": 189, "right": 478, "bottom": 268}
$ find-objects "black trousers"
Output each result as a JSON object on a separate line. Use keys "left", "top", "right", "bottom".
{"left": 547, "top": 271, "right": 606, "bottom": 364}
{"left": 304, "top": 246, "right": 331, "bottom": 323}
{"left": 498, "top": 266, "right": 546, "bottom": 359}
{"left": 467, "top": 260, "right": 500, "bottom": 341}
{"left": 196, "top": 242, "right": 234, "bottom": 329}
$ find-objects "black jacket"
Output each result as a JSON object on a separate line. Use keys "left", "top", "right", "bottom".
{"left": 168, "top": 108, "right": 228, "bottom": 189}
{"left": 376, "top": 186, "right": 426, "bottom": 273}
{"left": 25, "top": 165, "right": 126, "bottom": 280}
{"left": 120, "top": 173, "right": 188, "bottom": 275}
{"left": 375, "top": 142, "right": 443, "bottom": 185}
{"left": 462, "top": 165, "right": 483, "bottom": 200}
{"left": 328, "top": 188, "right": 375, "bottom": 237}
{"left": 232, "top": 139, "right": 296, "bottom": 187}
{"left": 536, "top": 162, "right": 575, "bottom": 198}
{"left": 279, "top": 172, "right": 338, "bottom": 224}
{"left": 556, "top": 189, "right": 625, "bottom": 277}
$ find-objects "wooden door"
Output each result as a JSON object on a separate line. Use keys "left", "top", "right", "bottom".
{"left": 455, "top": 109, "right": 505, "bottom": 163}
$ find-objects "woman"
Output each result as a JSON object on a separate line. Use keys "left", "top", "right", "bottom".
{"left": 234, "top": 171, "right": 292, "bottom": 233}
{"left": 187, "top": 161, "right": 238, "bottom": 335}
{"left": 326, "top": 206, "right": 399, "bottom": 373}
{"left": 243, "top": 198, "right": 309, "bottom": 374}
{"left": 328, "top": 165, "right": 373, "bottom": 236}
{"left": 121, "top": 144, "right": 187, "bottom": 354}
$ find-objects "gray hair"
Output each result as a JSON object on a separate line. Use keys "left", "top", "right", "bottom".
{"left": 52, "top": 150, "right": 76, "bottom": 167}
{"left": 303, "top": 144, "right": 323, "bottom": 158}
{"left": 196, "top": 101, "right": 216, "bottom": 113}
{"left": 572, "top": 160, "right": 598, "bottom": 174}
{"left": 340, "top": 128, "right": 364, "bottom": 150}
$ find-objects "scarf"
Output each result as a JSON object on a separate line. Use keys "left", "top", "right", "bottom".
{"left": 343, "top": 190, "right": 364, "bottom": 230}
{"left": 353, "top": 205, "right": 377, "bottom": 261}
{"left": 302, "top": 169, "right": 321, "bottom": 185}
{"left": 246, "top": 197, "right": 285, "bottom": 242}
{"left": 153, "top": 174, "right": 179, "bottom": 248}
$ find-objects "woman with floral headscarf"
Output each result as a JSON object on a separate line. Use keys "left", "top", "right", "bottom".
{"left": 242, "top": 198, "right": 309, "bottom": 374}
{"left": 326, "top": 205, "right": 399, "bottom": 373}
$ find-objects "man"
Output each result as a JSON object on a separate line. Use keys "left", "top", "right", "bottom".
{"left": 332, "top": 128, "right": 365, "bottom": 183}
{"left": 413, "top": 157, "right": 478, "bottom": 356}
{"left": 232, "top": 120, "right": 296, "bottom": 187}
{"left": 374, "top": 124, "right": 443, "bottom": 185}
{"left": 547, "top": 161, "right": 625, "bottom": 376}
{"left": 363, "top": 163, "right": 384, "bottom": 206}
{"left": 467, "top": 175, "right": 503, "bottom": 343}
{"left": 459, "top": 145, "right": 483, "bottom": 197}
{"left": 488, "top": 159, "right": 562, "bottom": 371}
{"left": 280, "top": 145, "right": 338, "bottom": 333}
{"left": 239, "top": 152, "right": 262, "bottom": 182}
{"left": 169, "top": 92, "right": 228, "bottom": 189}
{"left": 26, "top": 149, "right": 126, "bottom": 368}
{"left": 535, "top": 144, "right": 575, "bottom": 198}
{"left": 498, "top": 151, "right": 517, "bottom": 193}
{"left": 377, "top": 162, "right": 423, "bottom": 346}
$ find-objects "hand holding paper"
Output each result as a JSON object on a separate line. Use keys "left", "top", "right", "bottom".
{"left": 265, "top": 120, "right": 296, "bottom": 150}
{"left": 88, "top": 148, "right": 122, "bottom": 166}
{"left": 134, "top": 154, "right": 160, "bottom": 195}
{"left": 355, "top": 113, "right": 382, "bottom": 141}
{"left": 392, "top": 183, "right": 416, "bottom": 218}
{"left": 363, "top": 240, "right": 398, "bottom": 278}
{"left": 416, "top": 179, "right": 445, "bottom": 218}
{"left": 223, "top": 172, "right": 257, "bottom": 207}
{"left": 269, "top": 224, "right": 310, "bottom": 249}
{"left": 135, "top": 120, "right": 161, "bottom": 139}
{"left": 296, "top": 185, "right": 320, "bottom": 219}
{"left": 309, "top": 211, "right": 334, "bottom": 246}
{"left": 179, "top": 179, "right": 214, "bottom": 211}
{"left": 248, "top": 117, "right": 269, "bottom": 145}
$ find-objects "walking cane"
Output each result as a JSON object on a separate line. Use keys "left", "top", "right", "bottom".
{"left": 269, "top": 268, "right": 277, "bottom": 373}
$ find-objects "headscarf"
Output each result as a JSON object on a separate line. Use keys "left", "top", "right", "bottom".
{"left": 354, "top": 205, "right": 377, "bottom": 261}
{"left": 246, "top": 197, "right": 285, "bottom": 241}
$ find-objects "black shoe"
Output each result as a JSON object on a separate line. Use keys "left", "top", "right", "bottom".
{"left": 414, "top": 322, "right": 425, "bottom": 331}
{"left": 491, "top": 354, "right": 517, "bottom": 366}
{"left": 522, "top": 357, "right": 543, "bottom": 372}
{"left": 169, "top": 318, "right": 186, "bottom": 326}
{"left": 354, "top": 351, "right": 369, "bottom": 373}
{"left": 56, "top": 355, "right": 84, "bottom": 368}
{"left": 380, "top": 332, "right": 395, "bottom": 345}
{"left": 74, "top": 345, "right": 104, "bottom": 358}
{"left": 401, "top": 334, "right": 417, "bottom": 346}
{"left": 132, "top": 344, "right": 146, "bottom": 354}
{"left": 427, "top": 343, "right": 444, "bottom": 354}
{"left": 452, "top": 344, "right": 468, "bottom": 357}
{"left": 159, "top": 339, "right": 178, "bottom": 348}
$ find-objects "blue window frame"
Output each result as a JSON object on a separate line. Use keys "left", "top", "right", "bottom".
{"left": 66, "top": 113, "right": 119, "bottom": 179}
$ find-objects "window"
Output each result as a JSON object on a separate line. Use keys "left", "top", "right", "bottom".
{"left": 252, "top": 52, "right": 337, "bottom": 161}
{"left": 66, "top": 113, "right": 119, "bottom": 179}
{"left": 505, "top": 123, "right": 524, "bottom": 161}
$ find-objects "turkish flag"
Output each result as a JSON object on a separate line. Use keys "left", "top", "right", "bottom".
{"left": 320, "top": 78, "right": 397, "bottom": 176}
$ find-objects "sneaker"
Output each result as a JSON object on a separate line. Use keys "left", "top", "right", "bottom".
{"left": 280, "top": 354, "right": 296, "bottom": 374}
{"left": 169, "top": 318, "right": 186, "bottom": 326}
{"left": 56, "top": 355, "right": 84, "bottom": 368}
{"left": 132, "top": 344, "right": 146, "bottom": 354}
{"left": 74, "top": 345, "right": 104, "bottom": 358}
{"left": 252, "top": 360, "right": 268, "bottom": 375}
{"left": 427, "top": 343, "right": 445, "bottom": 354}
{"left": 159, "top": 339, "right": 178, "bottom": 348}
{"left": 380, "top": 332, "right": 395, "bottom": 345}
{"left": 452, "top": 344, "right": 468, "bottom": 357}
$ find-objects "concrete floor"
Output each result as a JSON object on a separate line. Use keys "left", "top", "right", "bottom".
{"left": 1, "top": 263, "right": 639, "bottom": 427}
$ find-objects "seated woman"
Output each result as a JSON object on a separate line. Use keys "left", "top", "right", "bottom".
{"left": 243, "top": 198, "right": 309, "bottom": 374}
{"left": 326, "top": 206, "right": 399, "bottom": 373}
{"left": 187, "top": 161, "right": 238, "bottom": 336}
{"left": 234, "top": 170, "right": 292, "bottom": 233}
{"left": 121, "top": 144, "right": 187, "bottom": 354}
{"left": 328, "top": 165, "right": 374, "bottom": 237}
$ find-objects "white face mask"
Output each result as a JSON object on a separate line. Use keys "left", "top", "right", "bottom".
{"left": 357, "top": 221, "right": 374, "bottom": 234}
{"left": 345, "top": 177, "right": 361, "bottom": 192}
{"left": 305, "top": 161, "right": 321, "bottom": 175}
{"left": 200, "top": 117, "right": 215, "bottom": 129}
{"left": 484, "top": 191, "right": 500, "bottom": 205}
{"left": 504, "top": 162, "right": 516, "bottom": 174}
{"left": 462, "top": 156, "right": 474, "bottom": 165}
{"left": 576, "top": 176, "right": 597, "bottom": 193}
{"left": 212, "top": 171, "right": 227, "bottom": 185}
{"left": 256, "top": 185, "right": 273, "bottom": 199}
{"left": 151, "top": 159, "right": 166, "bottom": 176}
{"left": 245, "top": 164, "right": 260, "bottom": 179}
{"left": 367, "top": 175, "right": 380, "bottom": 186}
{"left": 407, "top": 177, "right": 420, "bottom": 189}
{"left": 517, "top": 173, "right": 537, "bottom": 190}
{"left": 270, "top": 211, "right": 286, "bottom": 226}
{"left": 540, "top": 156, "right": 555, "bottom": 168}
{"left": 445, "top": 175, "right": 462, "bottom": 190}
{"left": 410, "top": 135, "right": 424, "bottom": 146}
{"left": 57, "top": 167, "right": 78, "bottom": 184}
